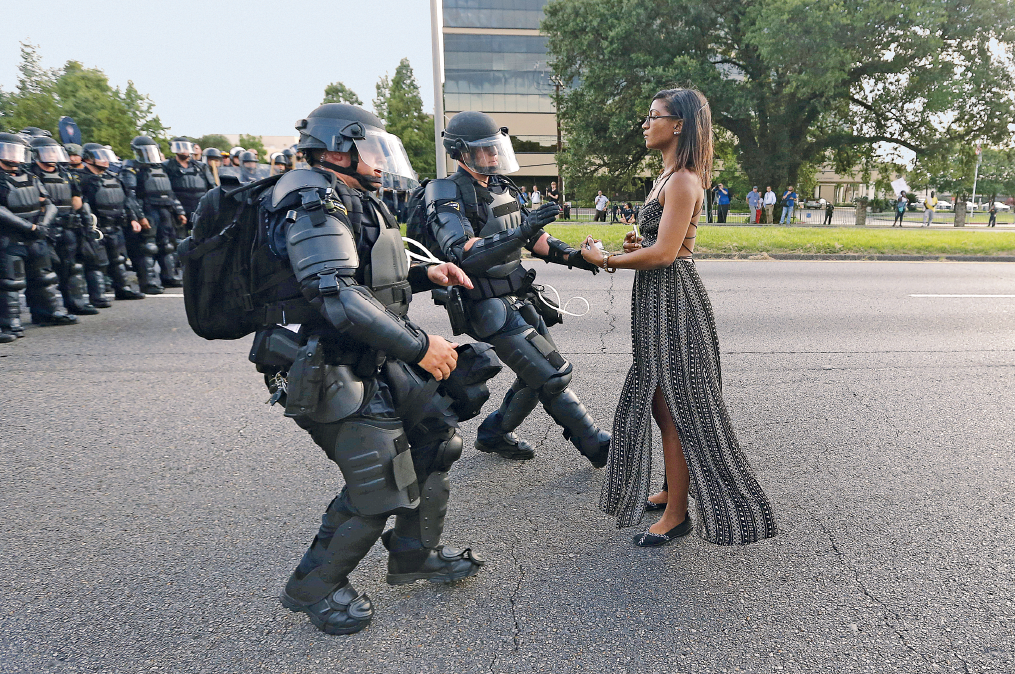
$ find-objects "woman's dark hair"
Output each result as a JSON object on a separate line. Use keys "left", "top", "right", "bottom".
{"left": 652, "top": 88, "right": 713, "bottom": 189}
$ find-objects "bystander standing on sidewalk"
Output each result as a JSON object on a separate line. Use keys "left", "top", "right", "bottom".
{"left": 823, "top": 200, "right": 834, "bottom": 225}
{"left": 546, "top": 181, "right": 560, "bottom": 205}
{"left": 517, "top": 186, "right": 529, "bottom": 208}
{"left": 922, "top": 190, "right": 938, "bottom": 226}
{"left": 747, "top": 186, "right": 762, "bottom": 224}
{"left": 779, "top": 185, "right": 797, "bottom": 224}
{"left": 988, "top": 202, "right": 998, "bottom": 227}
{"left": 716, "top": 183, "right": 731, "bottom": 223}
{"left": 892, "top": 191, "right": 908, "bottom": 227}
{"left": 530, "top": 185, "right": 542, "bottom": 208}
{"left": 594, "top": 190, "right": 609, "bottom": 222}
{"left": 763, "top": 186, "right": 776, "bottom": 224}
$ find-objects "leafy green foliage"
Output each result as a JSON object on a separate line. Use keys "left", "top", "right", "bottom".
{"left": 0, "top": 44, "right": 167, "bottom": 158}
{"left": 322, "top": 81, "right": 363, "bottom": 106}
{"left": 194, "top": 134, "right": 232, "bottom": 151}
{"left": 542, "top": 0, "right": 1015, "bottom": 197}
{"left": 238, "top": 134, "right": 267, "bottom": 159}
{"left": 373, "top": 58, "right": 436, "bottom": 179}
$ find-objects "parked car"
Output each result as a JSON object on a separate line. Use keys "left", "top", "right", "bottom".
{"left": 992, "top": 201, "right": 1011, "bottom": 212}
{"left": 935, "top": 199, "right": 953, "bottom": 211}
{"left": 803, "top": 198, "right": 827, "bottom": 209}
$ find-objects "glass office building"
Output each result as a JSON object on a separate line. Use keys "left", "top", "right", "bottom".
{"left": 442, "top": 0, "right": 559, "bottom": 185}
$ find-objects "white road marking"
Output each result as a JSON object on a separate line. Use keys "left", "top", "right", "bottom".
{"left": 910, "top": 294, "right": 1015, "bottom": 298}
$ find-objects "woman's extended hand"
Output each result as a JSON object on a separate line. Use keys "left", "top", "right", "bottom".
{"left": 623, "top": 230, "right": 643, "bottom": 253}
{"left": 581, "top": 236, "right": 605, "bottom": 266}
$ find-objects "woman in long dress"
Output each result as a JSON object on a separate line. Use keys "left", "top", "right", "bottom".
{"left": 580, "top": 88, "right": 778, "bottom": 547}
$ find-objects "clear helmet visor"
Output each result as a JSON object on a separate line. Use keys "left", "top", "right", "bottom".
{"left": 457, "top": 133, "right": 519, "bottom": 176}
{"left": 353, "top": 129, "right": 418, "bottom": 189}
{"left": 135, "top": 145, "right": 163, "bottom": 163}
{"left": 0, "top": 142, "right": 29, "bottom": 164}
{"left": 35, "top": 145, "right": 70, "bottom": 164}
{"left": 89, "top": 148, "right": 118, "bottom": 165}
{"left": 170, "top": 140, "right": 194, "bottom": 155}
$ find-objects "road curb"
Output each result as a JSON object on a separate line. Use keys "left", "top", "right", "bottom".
{"left": 693, "top": 253, "right": 1015, "bottom": 262}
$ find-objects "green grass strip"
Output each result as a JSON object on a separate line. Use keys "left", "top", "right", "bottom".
{"left": 543, "top": 224, "right": 1015, "bottom": 256}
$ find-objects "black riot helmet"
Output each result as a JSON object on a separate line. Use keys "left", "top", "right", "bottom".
{"left": 202, "top": 147, "right": 222, "bottom": 161}
{"left": 169, "top": 136, "right": 195, "bottom": 158}
{"left": 131, "top": 136, "right": 163, "bottom": 165}
{"left": 295, "top": 103, "right": 417, "bottom": 190}
{"left": 29, "top": 135, "right": 70, "bottom": 167}
{"left": 442, "top": 111, "right": 519, "bottom": 175}
{"left": 271, "top": 152, "right": 291, "bottom": 168}
{"left": 19, "top": 126, "right": 52, "bottom": 138}
{"left": 0, "top": 132, "right": 30, "bottom": 169}
{"left": 64, "top": 143, "right": 83, "bottom": 159}
{"left": 82, "top": 142, "right": 117, "bottom": 168}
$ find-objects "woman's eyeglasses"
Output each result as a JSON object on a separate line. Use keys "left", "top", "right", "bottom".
{"left": 643, "top": 114, "right": 681, "bottom": 124}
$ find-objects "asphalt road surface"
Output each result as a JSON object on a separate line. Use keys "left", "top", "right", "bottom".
{"left": 2, "top": 260, "right": 1013, "bottom": 674}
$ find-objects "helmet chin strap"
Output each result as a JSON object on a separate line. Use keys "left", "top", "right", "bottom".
{"left": 318, "top": 159, "right": 381, "bottom": 191}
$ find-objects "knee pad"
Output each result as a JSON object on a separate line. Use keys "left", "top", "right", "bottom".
{"left": 433, "top": 433, "right": 464, "bottom": 471}
{"left": 0, "top": 276, "right": 27, "bottom": 292}
{"left": 492, "top": 326, "right": 572, "bottom": 393}
{"left": 1, "top": 255, "right": 26, "bottom": 284}
{"left": 71, "top": 262, "right": 84, "bottom": 276}
{"left": 543, "top": 370, "right": 572, "bottom": 396}
{"left": 161, "top": 240, "right": 176, "bottom": 254}
{"left": 328, "top": 418, "right": 419, "bottom": 517}
{"left": 143, "top": 241, "right": 159, "bottom": 256}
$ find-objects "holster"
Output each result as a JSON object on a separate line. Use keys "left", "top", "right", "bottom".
{"left": 528, "top": 285, "right": 563, "bottom": 328}
{"left": 284, "top": 335, "right": 327, "bottom": 418}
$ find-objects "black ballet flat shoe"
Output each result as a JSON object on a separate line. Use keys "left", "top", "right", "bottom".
{"left": 633, "top": 512, "right": 693, "bottom": 547}
{"left": 644, "top": 499, "right": 667, "bottom": 512}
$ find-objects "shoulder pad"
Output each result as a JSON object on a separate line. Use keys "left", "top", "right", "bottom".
{"left": 270, "top": 168, "right": 333, "bottom": 209}
{"left": 424, "top": 178, "right": 461, "bottom": 202}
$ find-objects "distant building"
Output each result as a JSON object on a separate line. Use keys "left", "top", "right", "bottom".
{"left": 441, "top": 0, "right": 559, "bottom": 190}
{"left": 221, "top": 134, "right": 298, "bottom": 158}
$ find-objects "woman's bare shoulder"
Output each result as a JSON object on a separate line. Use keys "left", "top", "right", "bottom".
{"left": 659, "top": 169, "right": 703, "bottom": 206}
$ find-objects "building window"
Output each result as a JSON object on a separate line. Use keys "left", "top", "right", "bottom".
{"left": 444, "top": 34, "right": 554, "bottom": 113}
{"left": 443, "top": 0, "right": 547, "bottom": 29}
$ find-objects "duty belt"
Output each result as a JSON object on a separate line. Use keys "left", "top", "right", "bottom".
{"left": 255, "top": 297, "right": 320, "bottom": 326}
{"left": 463, "top": 266, "right": 534, "bottom": 301}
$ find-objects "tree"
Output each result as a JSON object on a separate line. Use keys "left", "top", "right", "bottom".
{"left": 322, "top": 81, "right": 363, "bottom": 106}
{"left": 238, "top": 133, "right": 267, "bottom": 159}
{"left": 542, "top": 0, "right": 1015, "bottom": 196}
{"left": 195, "top": 134, "right": 232, "bottom": 151}
{"left": 372, "top": 58, "right": 436, "bottom": 179}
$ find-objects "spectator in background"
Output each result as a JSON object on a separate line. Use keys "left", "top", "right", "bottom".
{"left": 715, "top": 183, "right": 730, "bottom": 223}
{"left": 823, "top": 200, "right": 834, "bottom": 225}
{"left": 620, "top": 202, "right": 634, "bottom": 224}
{"left": 763, "top": 186, "right": 776, "bottom": 224}
{"left": 517, "top": 185, "right": 529, "bottom": 208}
{"left": 922, "top": 190, "right": 938, "bottom": 226}
{"left": 988, "top": 201, "right": 998, "bottom": 227}
{"left": 530, "top": 184, "right": 542, "bottom": 208}
{"left": 892, "top": 191, "right": 908, "bottom": 227}
{"left": 779, "top": 185, "right": 797, "bottom": 224}
{"left": 611, "top": 197, "right": 620, "bottom": 222}
{"left": 191, "top": 143, "right": 202, "bottom": 163}
{"left": 562, "top": 199, "right": 572, "bottom": 220}
{"left": 546, "top": 181, "right": 560, "bottom": 205}
{"left": 594, "top": 190, "right": 609, "bottom": 222}
{"left": 747, "top": 186, "right": 762, "bottom": 224}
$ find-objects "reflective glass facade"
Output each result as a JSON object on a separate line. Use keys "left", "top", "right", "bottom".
{"left": 443, "top": 0, "right": 546, "bottom": 29}
{"left": 444, "top": 33, "right": 553, "bottom": 113}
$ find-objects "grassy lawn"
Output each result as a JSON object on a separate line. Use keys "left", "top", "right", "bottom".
{"left": 543, "top": 224, "right": 1015, "bottom": 256}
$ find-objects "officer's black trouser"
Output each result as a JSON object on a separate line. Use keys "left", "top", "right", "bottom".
{"left": 125, "top": 210, "right": 162, "bottom": 291}
{"left": 98, "top": 223, "right": 136, "bottom": 294}
{"left": 145, "top": 206, "right": 181, "bottom": 284}
{"left": 54, "top": 223, "right": 93, "bottom": 311}
{"left": 0, "top": 233, "right": 68, "bottom": 327}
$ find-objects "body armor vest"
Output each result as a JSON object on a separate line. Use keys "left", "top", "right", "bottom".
{"left": 93, "top": 173, "right": 127, "bottom": 221}
{"left": 333, "top": 183, "right": 412, "bottom": 317}
{"left": 138, "top": 166, "right": 176, "bottom": 206}
{"left": 36, "top": 169, "right": 73, "bottom": 219}
{"left": 476, "top": 184, "right": 525, "bottom": 279}
{"left": 1, "top": 172, "right": 43, "bottom": 224}
{"left": 167, "top": 161, "right": 208, "bottom": 210}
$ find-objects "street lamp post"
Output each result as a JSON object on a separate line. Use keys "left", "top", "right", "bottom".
{"left": 430, "top": 0, "right": 446, "bottom": 178}
{"left": 550, "top": 75, "right": 563, "bottom": 202}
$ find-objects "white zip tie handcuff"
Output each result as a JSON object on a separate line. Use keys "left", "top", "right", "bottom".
{"left": 402, "top": 236, "right": 592, "bottom": 318}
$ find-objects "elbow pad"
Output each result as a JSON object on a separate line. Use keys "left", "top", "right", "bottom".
{"left": 0, "top": 205, "right": 36, "bottom": 237}
{"left": 39, "top": 202, "right": 58, "bottom": 229}
{"left": 424, "top": 179, "right": 473, "bottom": 263}
{"left": 314, "top": 273, "right": 429, "bottom": 364}
{"left": 540, "top": 235, "right": 600, "bottom": 274}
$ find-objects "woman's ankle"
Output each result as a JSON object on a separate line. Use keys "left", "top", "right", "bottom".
{"left": 647, "top": 490, "right": 668, "bottom": 505}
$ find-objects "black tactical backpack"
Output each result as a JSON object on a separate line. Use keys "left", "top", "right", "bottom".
{"left": 178, "top": 174, "right": 283, "bottom": 340}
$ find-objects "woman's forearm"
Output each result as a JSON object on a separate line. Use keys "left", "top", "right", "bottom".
{"left": 607, "top": 246, "right": 673, "bottom": 271}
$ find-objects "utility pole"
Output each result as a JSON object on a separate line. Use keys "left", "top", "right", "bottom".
{"left": 550, "top": 75, "right": 563, "bottom": 202}
{"left": 430, "top": 0, "right": 446, "bottom": 178}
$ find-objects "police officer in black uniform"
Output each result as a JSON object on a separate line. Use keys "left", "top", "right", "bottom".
{"left": 121, "top": 136, "right": 186, "bottom": 291}
{"left": 27, "top": 135, "right": 99, "bottom": 315}
{"left": 163, "top": 137, "right": 214, "bottom": 228}
{"left": 0, "top": 132, "right": 77, "bottom": 342}
{"left": 237, "top": 103, "right": 495, "bottom": 635}
{"left": 421, "top": 111, "right": 610, "bottom": 466}
{"left": 77, "top": 143, "right": 146, "bottom": 302}
{"left": 201, "top": 148, "right": 223, "bottom": 186}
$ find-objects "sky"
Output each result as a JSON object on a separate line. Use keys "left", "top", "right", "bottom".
{"left": 0, "top": 0, "right": 437, "bottom": 139}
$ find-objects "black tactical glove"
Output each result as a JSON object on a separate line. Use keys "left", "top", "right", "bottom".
{"left": 32, "top": 224, "right": 50, "bottom": 241}
{"left": 526, "top": 202, "right": 560, "bottom": 228}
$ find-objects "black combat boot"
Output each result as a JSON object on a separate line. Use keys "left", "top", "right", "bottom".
{"left": 381, "top": 529, "right": 485, "bottom": 586}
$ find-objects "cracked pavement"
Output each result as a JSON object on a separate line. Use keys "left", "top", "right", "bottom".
{"left": 2, "top": 260, "right": 1014, "bottom": 673}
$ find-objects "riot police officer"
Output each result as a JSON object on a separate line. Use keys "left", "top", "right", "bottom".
{"left": 241, "top": 103, "right": 494, "bottom": 635}
{"left": 202, "top": 147, "right": 223, "bottom": 186}
{"left": 421, "top": 111, "right": 609, "bottom": 466}
{"left": 121, "top": 136, "right": 186, "bottom": 291}
{"left": 269, "top": 151, "right": 291, "bottom": 175}
{"left": 27, "top": 135, "right": 99, "bottom": 315}
{"left": 77, "top": 143, "right": 145, "bottom": 302}
{"left": 163, "top": 137, "right": 214, "bottom": 225}
{"left": 0, "top": 132, "right": 77, "bottom": 342}
{"left": 238, "top": 150, "right": 260, "bottom": 183}
{"left": 64, "top": 144, "right": 84, "bottom": 172}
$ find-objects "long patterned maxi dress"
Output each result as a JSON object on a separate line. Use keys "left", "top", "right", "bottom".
{"left": 599, "top": 198, "right": 778, "bottom": 545}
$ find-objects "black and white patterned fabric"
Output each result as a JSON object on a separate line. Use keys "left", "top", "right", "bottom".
{"left": 599, "top": 197, "right": 778, "bottom": 545}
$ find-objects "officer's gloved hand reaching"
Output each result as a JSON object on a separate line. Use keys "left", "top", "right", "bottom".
{"left": 526, "top": 202, "right": 560, "bottom": 230}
